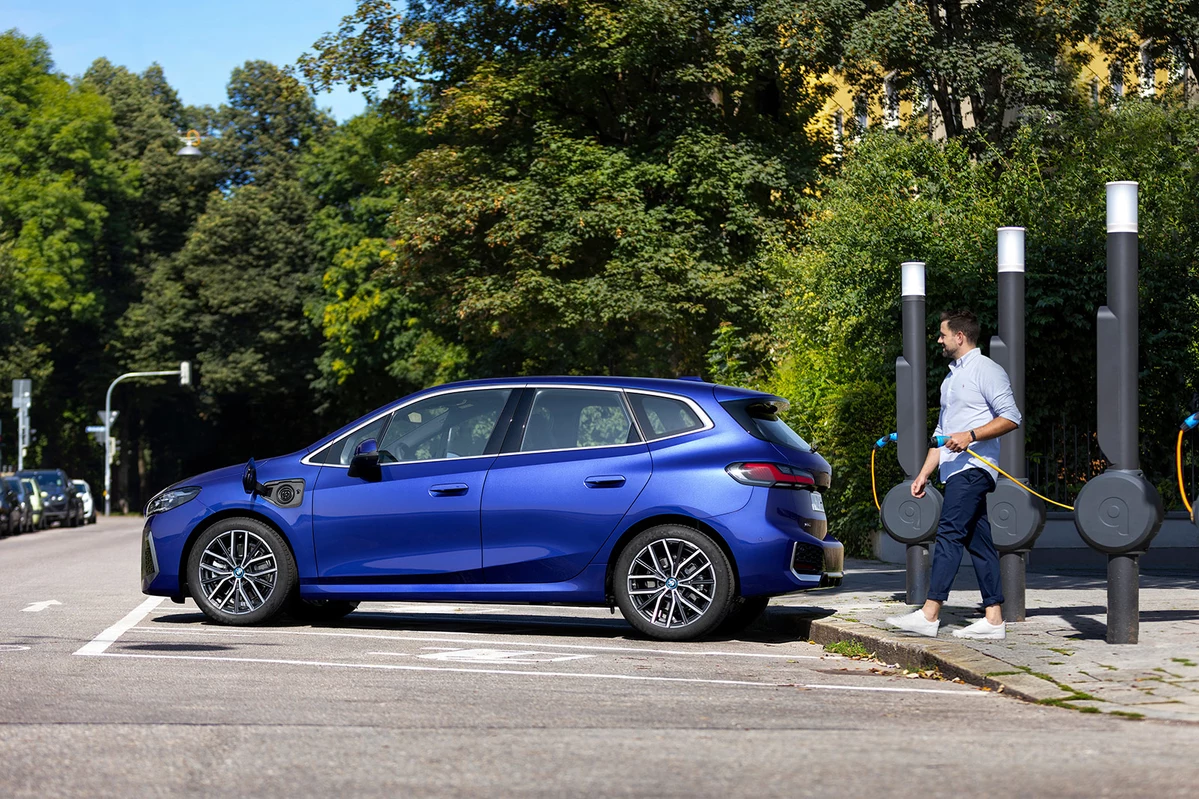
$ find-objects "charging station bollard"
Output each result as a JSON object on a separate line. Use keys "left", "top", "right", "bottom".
{"left": 881, "top": 261, "right": 942, "bottom": 605}
{"left": 1074, "top": 182, "right": 1163, "bottom": 645}
{"left": 986, "top": 228, "right": 1046, "bottom": 622}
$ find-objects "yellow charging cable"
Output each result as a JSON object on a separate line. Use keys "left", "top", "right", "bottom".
{"left": 871, "top": 431, "right": 1074, "bottom": 511}
{"left": 962, "top": 447, "right": 1074, "bottom": 511}
{"left": 871, "top": 448, "right": 880, "bottom": 510}
{"left": 1178, "top": 429, "right": 1193, "bottom": 516}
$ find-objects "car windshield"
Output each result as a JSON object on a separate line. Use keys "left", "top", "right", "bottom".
{"left": 34, "top": 473, "right": 66, "bottom": 490}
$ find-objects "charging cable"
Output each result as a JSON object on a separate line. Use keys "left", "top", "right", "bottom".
{"left": 870, "top": 433, "right": 897, "bottom": 510}
{"left": 929, "top": 435, "right": 1074, "bottom": 511}
{"left": 1177, "top": 413, "right": 1199, "bottom": 515}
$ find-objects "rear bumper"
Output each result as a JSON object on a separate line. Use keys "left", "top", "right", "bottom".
{"left": 709, "top": 487, "right": 843, "bottom": 597}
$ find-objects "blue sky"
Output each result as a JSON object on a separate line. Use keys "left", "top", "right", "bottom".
{"left": 7, "top": 0, "right": 372, "bottom": 121}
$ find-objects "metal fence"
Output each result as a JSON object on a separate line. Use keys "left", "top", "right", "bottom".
{"left": 1026, "top": 425, "right": 1196, "bottom": 510}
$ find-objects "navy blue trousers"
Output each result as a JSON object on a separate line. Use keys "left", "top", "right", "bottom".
{"left": 928, "top": 468, "right": 1004, "bottom": 607}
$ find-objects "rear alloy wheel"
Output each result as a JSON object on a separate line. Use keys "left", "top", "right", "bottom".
{"left": 614, "top": 525, "right": 735, "bottom": 641}
{"left": 285, "top": 596, "right": 359, "bottom": 623}
{"left": 187, "top": 517, "right": 296, "bottom": 625}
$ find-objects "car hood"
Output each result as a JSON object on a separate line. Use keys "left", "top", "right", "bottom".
{"left": 166, "top": 457, "right": 280, "bottom": 493}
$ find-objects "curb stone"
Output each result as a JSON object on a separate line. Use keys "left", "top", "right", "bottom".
{"left": 808, "top": 617, "right": 1076, "bottom": 703}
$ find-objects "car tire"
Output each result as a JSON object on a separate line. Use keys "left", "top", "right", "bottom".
{"left": 715, "top": 596, "right": 770, "bottom": 636}
{"left": 613, "top": 524, "right": 735, "bottom": 641}
{"left": 187, "top": 517, "right": 297, "bottom": 626}
{"left": 285, "top": 596, "right": 360, "bottom": 623}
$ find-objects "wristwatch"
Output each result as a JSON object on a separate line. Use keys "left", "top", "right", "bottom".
{"left": 969, "top": 429, "right": 977, "bottom": 442}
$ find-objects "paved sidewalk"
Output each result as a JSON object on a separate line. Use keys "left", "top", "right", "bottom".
{"left": 771, "top": 558, "right": 1199, "bottom": 722}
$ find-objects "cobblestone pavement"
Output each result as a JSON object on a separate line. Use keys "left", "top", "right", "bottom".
{"left": 773, "top": 558, "right": 1199, "bottom": 721}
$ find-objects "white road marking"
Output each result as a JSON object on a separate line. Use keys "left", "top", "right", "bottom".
{"left": 76, "top": 597, "right": 164, "bottom": 655}
{"left": 0, "top": 645, "right": 31, "bottom": 652}
{"left": 411, "top": 648, "right": 596, "bottom": 664}
{"left": 76, "top": 650, "right": 987, "bottom": 695}
{"left": 130, "top": 626, "right": 820, "bottom": 659}
{"left": 22, "top": 600, "right": 62, "bottom": 612}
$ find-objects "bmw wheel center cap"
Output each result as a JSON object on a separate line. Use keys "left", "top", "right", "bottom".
{"left": 665, "top": 577, "right": 678, "bottom": 589}
{"left": 234, "top": 567, "right": 245, "bottom": 578}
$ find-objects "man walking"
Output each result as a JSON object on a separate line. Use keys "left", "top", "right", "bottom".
{"left": 887, "top": 309, "right": 1021, "bottom": 639}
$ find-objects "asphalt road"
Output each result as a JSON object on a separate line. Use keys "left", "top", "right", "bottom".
{"left": 3, "top": 516, "right": 1199, "bottom": 798}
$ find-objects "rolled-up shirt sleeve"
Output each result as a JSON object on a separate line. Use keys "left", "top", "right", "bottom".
{"left": 982, "top": 363, "right": 1022, "bottom": 427}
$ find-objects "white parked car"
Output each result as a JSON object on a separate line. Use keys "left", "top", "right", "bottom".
{"left": 72, "top": 480, "right": 97, "bottom": 524}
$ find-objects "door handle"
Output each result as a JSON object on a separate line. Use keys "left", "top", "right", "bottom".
{"left": 429, "top": 483, "right": 469, "bottom": 496}
{"left": 584, "top": 475, "right": 626, "bottom": 488}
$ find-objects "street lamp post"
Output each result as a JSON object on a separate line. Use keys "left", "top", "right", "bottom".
{"left": 104, "top": 363, "right": 191, "bottom": 517}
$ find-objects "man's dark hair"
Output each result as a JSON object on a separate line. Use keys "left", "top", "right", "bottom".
{"left": 940, "top": 308, "right": 981, "bottom": 344}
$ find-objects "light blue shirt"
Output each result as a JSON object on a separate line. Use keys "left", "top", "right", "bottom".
{"left": 934, "top": 347, "right": 1021, "bottom": 483}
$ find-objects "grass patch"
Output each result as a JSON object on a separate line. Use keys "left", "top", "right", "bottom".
{"left": 1097, "top": 663, "right": 1118, "bottom": 671}
{"left": 1049, "top": 661, "right": 1065, "bottom": 665}
{"left": 1022, "top": 667, "right": 1106, "bottom": 713}
{"left": 1170, "top": 658, "right": 1197, "bottom": 668}
{"left": 985, "top": 671, "right": 1021, "bottom": 677}
{"left": 824, "top": 640, "right": 871, "bottom": 659}
{"left": 1108, "top": 711, "right": 1145, "bottom": 720}
{"left": 1047, "top": 648, "right": 1074, "bottom": 657}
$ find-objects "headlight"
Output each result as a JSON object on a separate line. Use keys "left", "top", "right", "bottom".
{"left": 145, "top": 487, "right": 201, "bottom": 517}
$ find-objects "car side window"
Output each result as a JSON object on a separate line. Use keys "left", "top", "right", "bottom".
{"left": 378, "top": 389, "right": 511, "bottom": 463}
{"left": 520, "top": 389, "right": 636, "bottom": 452}
{"left": 627, "top": 393, "right": 705, "bottom": 441}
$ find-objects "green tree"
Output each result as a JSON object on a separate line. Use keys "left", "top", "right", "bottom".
{"left": 786, "top": 1, "right": 1095, "bottom": 145}
{"left": 1098, "top": 0, "right": 1199, "bottom": 92}
{"left": 0, "top": 31, "right": 134, "bottom": 474}
{"left": 116, "top": 61, "right": 334, "bottom": 492}
{"left": 299, "top": 0, "right": 828, "bottom": 381}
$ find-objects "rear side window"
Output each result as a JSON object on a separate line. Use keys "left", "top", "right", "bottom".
{"left": 721, "top": 398, "right": 813, "bottom": 452}
{"left": 520, "top": 388, "right": 637, "bottom": 451}
{"left": 626, "top": 393, "right": 706, "bottom": 441}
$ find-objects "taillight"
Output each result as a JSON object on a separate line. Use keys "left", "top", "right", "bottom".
{"left": 726, "top": 462, "right": 816, "bottom": 489}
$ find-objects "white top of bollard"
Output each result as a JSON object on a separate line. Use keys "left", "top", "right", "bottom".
{"left": 997, "top": 227, "right": 1025, "bottom": 273}
{"left": 1106, "top": 181, "right": 1138, "bottom": 234}
{"left": 901, "top": 261, "right": 926, "bottom": 297}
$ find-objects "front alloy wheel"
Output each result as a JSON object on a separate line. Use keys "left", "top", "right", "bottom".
{"left": 614, "top": 525, "right": 734, "bottom": 641}
{"left": 187, "top": 517, "right": 296, "bottom": 625}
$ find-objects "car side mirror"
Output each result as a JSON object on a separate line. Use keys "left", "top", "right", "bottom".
{"left": 348, "top": 438, "right": 381, "bottom": 480}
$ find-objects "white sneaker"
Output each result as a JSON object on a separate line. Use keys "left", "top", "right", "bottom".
{"left": 885, "top": 609, "right": 939, "bottom": 637}
{"left": 953, "top": 618, "right": 1006, "bottom": 640}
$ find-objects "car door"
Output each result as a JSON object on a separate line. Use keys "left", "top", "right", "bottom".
{"left": 310, "top": 387, "right": 517, "bottom": 582}
{"left": 480, "top": 387, "right": 652, "bottom": 583}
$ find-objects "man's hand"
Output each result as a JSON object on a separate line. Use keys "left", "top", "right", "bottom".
{"left": 911, "top": 473, "right": 928, "bottom": 498}
{"left": 944, "top": 431, "right": 973, "bottom": 452}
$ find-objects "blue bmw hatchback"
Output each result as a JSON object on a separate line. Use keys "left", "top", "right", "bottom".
{"left": 142, "top": 377, "right": 841, "bottom": 641}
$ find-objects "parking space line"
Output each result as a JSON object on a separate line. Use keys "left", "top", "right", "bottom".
{"left": 78, "top": 650, "right": 988, "bottom": 695}
{"left": 129, "top": 626, "right": 820, "bottom": 659}
{"left": 75, "top": 597, "right": 164, "bottom": 656}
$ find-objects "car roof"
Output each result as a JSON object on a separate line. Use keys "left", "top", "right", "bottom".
{"left": 430, "top": 375, "right": 773, "bottom": 402}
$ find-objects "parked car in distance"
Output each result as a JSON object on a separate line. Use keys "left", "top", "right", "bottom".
{"left": 142, "top": 377, "right": 842, "bottom": 641}
{"left": 2, "top": 476, "right": 34, "bottom": 533}
{"left": 21, "top": 477, "right": 45, "bottom": 530}
{"left": 0, "top": 480, "right": 22, "bottom": 536}
{"left": 72, "top": 479, "right": 97, "bottom": 524}
{"left": 17, "top": 469, "right": 85, "bottom": 528}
